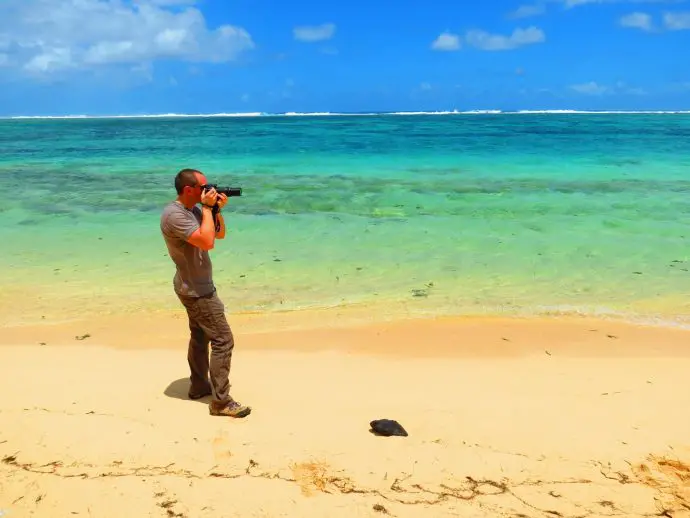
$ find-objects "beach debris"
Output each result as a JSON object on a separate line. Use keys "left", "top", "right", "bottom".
{"left": 154, "top": 490, "right": 186, "bottom": 518}
{"left": 632, "top": 271, "right": 642, "bottom": 275}
{"left": 370, "top": 419, "right": 408, "bottom": 437}
{"left": 373, "top": 503, "right": 389, "bottom": 514}
{"left": 2, "top": 454, "right": 17, "bottom": 464}
{"left": 606, "top": 334, "right": 617, "bottom": 339}
{"left": 75, "top": 334, "right": 91, "bottom": 341}
{"left": 411, "top": 281, "right": 434, "bottom": 298}
{"left": 545, "top": 350, "right": 551, "bottom": 356}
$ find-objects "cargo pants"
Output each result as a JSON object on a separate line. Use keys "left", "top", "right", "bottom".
{"left": 176, "top": 289, "right": 235, "bottom": 404}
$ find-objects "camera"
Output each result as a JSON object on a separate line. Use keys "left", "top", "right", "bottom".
{"left": 202, "top": 183, "right": 242, "bottom": 197}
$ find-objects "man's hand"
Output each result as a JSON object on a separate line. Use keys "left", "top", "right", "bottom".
{"left": 200, "top": 187, "right": 218, "bottom": 207}
{"left": 216, "top": 193, "right": 228, "bottom": 210}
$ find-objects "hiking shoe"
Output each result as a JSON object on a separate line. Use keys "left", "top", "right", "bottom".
{"left": 209, "top": 399, "right": 251, "bottom": 418}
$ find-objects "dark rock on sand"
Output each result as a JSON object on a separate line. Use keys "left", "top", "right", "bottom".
{"left": 370, "top": 419, "right": 408, "bottom": 437}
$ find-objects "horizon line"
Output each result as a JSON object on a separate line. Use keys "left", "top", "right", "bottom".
{"left": 3, "top": 109, "right": 690, "bottom": 119}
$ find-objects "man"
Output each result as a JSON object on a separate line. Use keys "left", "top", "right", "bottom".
{"left": 160, "top": 168, "right": 251, "bottom": 418}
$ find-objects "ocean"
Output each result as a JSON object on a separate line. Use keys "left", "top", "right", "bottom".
{"left": 1, "top": 112, "right": 689, "bottom": 327}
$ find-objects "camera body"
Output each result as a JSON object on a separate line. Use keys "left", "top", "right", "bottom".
{"left": 202, "top": 183, "right": 242, "bottom": 197}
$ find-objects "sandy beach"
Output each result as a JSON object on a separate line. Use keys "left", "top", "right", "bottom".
{"left": 2, "top": 4, "right": 690, "bottom": 514}
{"left": 1, "top": 310, "right": 689, "bottom": 517}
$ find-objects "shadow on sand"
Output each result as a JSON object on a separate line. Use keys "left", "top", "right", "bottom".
{"left": 163, "top": 377, "right": 211, "bottom": 403}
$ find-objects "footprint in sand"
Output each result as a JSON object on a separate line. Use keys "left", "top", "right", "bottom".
{"left": 211, "top": 432, "right": 233, "bottom": 461}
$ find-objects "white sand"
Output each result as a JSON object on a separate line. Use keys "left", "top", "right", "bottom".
{"left": 1, "top": 313, "right": 689, "bottom": 517}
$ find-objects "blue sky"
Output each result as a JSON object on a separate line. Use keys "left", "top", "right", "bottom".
{"left": 0, "top": 0, "right": 688, "bottom": 115}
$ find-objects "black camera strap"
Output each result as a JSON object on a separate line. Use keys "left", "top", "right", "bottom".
{"left": 212, "top": 204, "right": 221, "bottom": 233}
{"left": 201, "top": 202, "right": 222, "bottom": 233}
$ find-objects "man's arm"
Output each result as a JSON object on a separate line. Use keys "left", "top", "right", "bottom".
{"left": 186, "top": 205, "right": 217, "bottom": 251}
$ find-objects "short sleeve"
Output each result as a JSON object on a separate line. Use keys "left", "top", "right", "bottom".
{"left": 162, "top": 206, "right": 200, "bottom": 240}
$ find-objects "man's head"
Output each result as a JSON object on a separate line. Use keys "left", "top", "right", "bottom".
{"left": 175, "top": 168, "right": 208, "bottom": 207}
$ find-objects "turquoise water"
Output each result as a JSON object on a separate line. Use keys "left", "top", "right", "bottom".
{"left": 1, "top": 114, "right": 689, "bottom": 326}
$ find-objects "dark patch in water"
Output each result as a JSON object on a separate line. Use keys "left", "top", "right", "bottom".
{"left": 251, "top": 209, "right": 280, "bottom": 216}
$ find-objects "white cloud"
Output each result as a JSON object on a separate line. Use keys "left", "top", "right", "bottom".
{"left": 510, "top": 0, "right": 687, "bottom": 17}
{"left": 0, "top": 0, "right": 254, "bottom": 75}
{"left": 24, "top": 48, "right": 74, "bottom": 73}
{"left": 429, "top": 26, "right": 545, "bottom": 52}
{"left": 614, "top": 81, "right": 647, "bottom": 94}
{"left": 616, "top": 10, "right": 690, "bottom": 32}
{"left": 570, "top": 81, "right": 608, "bottom": 95}
{"left": 619, "top": 12, "right": 654, "bottom": 30}
{"left": 146, "top": 0, "right": 198, "bottom": 5}
{"left": 293, "top": 23, "right": 336, "bottom": 42}
{"left": 563, "top": 0, "right": 603, "bottom": 7}
{"left": 509, "top": 4, "right": 547, "bottom": 18}
{"left": 465, "top": 26, "right": 545, "bottom": 50}
{"left": 663, "top": 11, "right": 690, "bottom": 29}
{"left": 564, "top": 0, "right": 685, "bottom": 8}
{"left": 569, "top": 81, "right": 646, "bottom": 95}
{"left": 431, "top": 32, "right": 461, "bottom": 51}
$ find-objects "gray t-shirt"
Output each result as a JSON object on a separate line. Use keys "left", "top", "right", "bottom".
{"left": 160, "top": 200, "right": 214, "bottom": 298}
